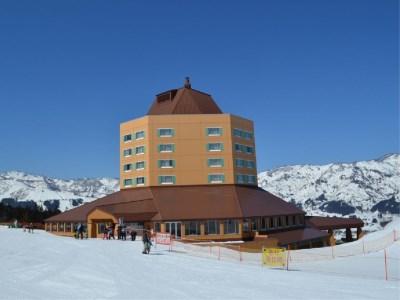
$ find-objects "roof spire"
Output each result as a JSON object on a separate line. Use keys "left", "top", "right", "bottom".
{"left": 184, "top": 76, "right": 191, "bottom": 89}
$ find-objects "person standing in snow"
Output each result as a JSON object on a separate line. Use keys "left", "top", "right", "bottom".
{"left": 142, "top": 230, "right": 152, "bottom": 254}
{"left": 77, "top": 223, "right": 84, "bottom": 239}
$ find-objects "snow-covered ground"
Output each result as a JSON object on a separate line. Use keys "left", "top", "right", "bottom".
{"left": 0, "top": 226, "right": 399, "bottom": 300}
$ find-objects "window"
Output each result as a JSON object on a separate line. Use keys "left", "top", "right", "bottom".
{"left": 123, "top": 134, "right": 132, "bottom": 142}
{"left": 247, "top": 161, "right": 256, "bottom": 169}
{"left": 208, "top": 158, "right": 224, "bottom": 167}
{"left": 159, "top": 175, "right": 176, "bottom": 185}
{"left": 224, "top": 219, "right": 239, "bottom": 234}
{"left": 185, "top": 221, "right": 200, "bottom": 235}
{"left": 135, "top": 146, "right": 145, "bottom": 155}
{"left": 123, "top": 149, "right": 132, "bottom": 157}
{"left": 136, "top": 177, "right": 145, "bottom": 186}
{"left": 208, "top": 174, "right": 224, "bottom": 184}
{"left": 123, "top": 164, "right": 132, "bottom": 172}
{"left": 246, "top": 146, "right": 254, "bottom": 154}
{"left": 135, "top": 131, "right": 145, "bottom": 140}
{"left": 248, "top": 175, "right": 257, "bottom": 184}
{"left": 124, "top": 179, "right": 133, "bottom": 187}
{"left": 206, "top": 127, "right": 222, "bottom": 136}
{"left": 233, "top": 128, "right": 253, "bottom": 140}
{"left": 158, "top": 160, "right": 175, "bottom": 168}
{"left": 207, "top": 143, "right": 223, "bottom": 152}
{"left": 260, "top": 217, "right": 267, "bottom": 230}
{"left": 158, "top": 144, "right": 175, "bottom": 153}
{"left": 251, "top": 218, "right": 258, "bottom": 231}
{"left": 243, "top": 219, "right": 250, "bottom": 232}
{"left": 154, "top": 223, "right": 161, "bottom": 233}
{"left": 236, "top": 174, "right": 257, "bottom": 185}
{"left": 135, "top": 161, "right": 145, "bottom": 170}
{"left": 205, "top": 220, "right": 219, "bottom": 235}
{"left": 158, "top": 128, "right": 174, "bottom": 137}
{"left": 235, "top": 143, "right": 254, "bottom": 154}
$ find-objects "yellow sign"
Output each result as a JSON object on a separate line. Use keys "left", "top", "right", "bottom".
{"left": 262, "top": 247, "right": 286, "bottom": 267}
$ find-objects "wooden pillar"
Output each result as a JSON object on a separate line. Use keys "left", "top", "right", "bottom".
{"left": 56, "top": 223, "right": 59, "bottom": 232}
{"left": 238, "top": 220, "right": 243, "bottom": 236}
{"left": 160, "top": 223, "right": 166, "bottom": 233}
{"left": 346, "top": 228, "right": 353, "bottom": 242}
{"left": 200, "top": 222, "right": 205, "bottom": 236}
{"left": 220, "top": 221, "right": 224, "bottom": 235}
{"left": 356, "top": 227, "right": 362, "bottom": 240}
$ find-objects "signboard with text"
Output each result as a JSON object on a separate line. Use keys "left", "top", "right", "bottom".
{"left": 155, "top": 233, "right": 171, "bottom": 245}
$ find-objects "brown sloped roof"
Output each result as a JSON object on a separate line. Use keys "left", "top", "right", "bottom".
{"left": 96, "top": 200, "right": 158, "bottom": 222}
{"left": 147, "top": 87, "right": 223, "bottom": 115}
{"left": 45, "top": 185, "right": 305, "bottom": 223}
{"left": 306, "top": 216, "right": 364, "bottom": 230}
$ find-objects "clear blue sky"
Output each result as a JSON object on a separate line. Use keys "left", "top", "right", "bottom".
{"left": 0, "top": 0, "right": 398, "bottom": 179}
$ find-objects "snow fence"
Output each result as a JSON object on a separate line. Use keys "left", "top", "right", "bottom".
{"left": 166, "top": 229, "right": 399, "bottom": 281}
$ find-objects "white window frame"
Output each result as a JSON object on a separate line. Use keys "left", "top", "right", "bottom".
{"left": 135, "top": 145, "right": 145, "bottom": 155}
{"left": 159, "top": 144, "right": 174, "bottom": 153}
{"left": 207, "top": 127, "right": 222, "bottom": 137}
{"left": 159, "top": 175, "right": 175, "bottom": 185}
{"left": 209, "top": 174, "right": 224, "bottom": 184}
{"left": 136, "top": 177, "right": 145, "bottom": 186}
{"left": 158, "top": 128, "right": 174, "bottom": 137}
{"left": 123, "top": 148, "right": 132, "bottom": 157}
{"left": 208, "top": 142, "right": 223, "bottom": 152}
{"left": 135, "top": 161, "right": 145, "bottom": 170}
{"left": 135, "top": 130, "right": 145, "bottom": 140}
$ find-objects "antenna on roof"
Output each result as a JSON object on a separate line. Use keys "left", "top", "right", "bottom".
{"left": 184, "top": 76, "right": 191, "bottom": 89}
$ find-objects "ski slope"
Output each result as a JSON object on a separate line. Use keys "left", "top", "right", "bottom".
{"left": 0, "top": 227, "right": 399, "bottom": 300}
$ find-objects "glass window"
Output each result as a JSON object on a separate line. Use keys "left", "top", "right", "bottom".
{"left": 205, "top": 220, "right": 219, "bottom": 235}
{"left": 246, "top": 146, "right": 254, "bottom": 154}
{"left": 207, "top": 127, "right": 222, "bottom": 136}
{"left": 159, "top": 175, "right": 175, "bottom": 185}
{"left": 233, "top": 128, "right": 253, "bottom": 140}
{"left": 185, "top": 221, "right": 200, "bottom": 235}
{"left": 243, "top": 219, "right": 250, "bottom": 232}
{"left": 248, "top": 175, "right": 257, "bottom": 184}
{"left": 124, "top": 179, "right": 133, "bottom": 187}
{"left": 135, "top": 131, "right": 145, "bottom": 140}
{"left": 247, "top": 161, "right": 256, "bottom": 169}
{"left": 123, "top": 134, "right": 132, "bottom": 142}
{"left": 159, "top": 144, "right": 174, "bottom": 152}
{"left": 135, "top": 146, "right": 145, "bottom": 155}
{"left": 224, "top": 220, "right": 239, "bottom": 234}
{"left": 208, "top": 174, "right": 224, "bottom": 184}
{"left": 158, "top": 160, "right": 175, "bottom": 168}
{"left": 123, "top": 149, "right": 132, "bottom": 157}
{"left": 135, "top": 161, "right": 145, "bottom": 170}
{"left": 136, "top": 177, "right": 145, "bottom": 185}
{"left": 251, "top": 218, "right": 257, "bottom": 231}
{"left": 207, "top": 143, "right": 223, "bottom": 152}
{"left": 158, "top": 128, "right": 174, "bottom": 137}
{"left": 123, "top": 164, "right": 132, "bottom": 172}
{"left": 154, "top": 223, "right": 161, "bottom": 232}
{"left": 208, "top": 158, "right": 224, "bottom": 167}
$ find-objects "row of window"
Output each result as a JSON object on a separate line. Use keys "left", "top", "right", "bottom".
{"left": 233, "top": 128, "right": 253, "bottom": 140}
{"left": 123, "top": 174, "right": 226, "bottom": 187}
{"left": 123, "top": 127, "right": 253, "bottom": 142}
{"left": 182, "top": 220, "right": 239, "bottom": 235}
{"left": 235, "top": 159, "right": 256, "bottom": 169}
{"left": 234, "top": 143, "right": 254, "bottom": 154}
{"left": 236, "top": 174, "right": 257, "bottom": 184}
{"left": 123, "top": 130, "right": 145, "bottom": 142}
{"left": 123, "top": 143, "right": 227, "bottom": 157}
{"left": 123, "top": 158, "right": 225, "bottom": 172}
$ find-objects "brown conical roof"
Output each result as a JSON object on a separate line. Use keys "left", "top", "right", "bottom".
{"left": 147, "top": 86, "right": 223, "bottom": 115}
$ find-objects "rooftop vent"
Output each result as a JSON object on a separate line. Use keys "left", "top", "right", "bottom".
{"left": 184, "top": 76, "right": 191, "bottom": 89}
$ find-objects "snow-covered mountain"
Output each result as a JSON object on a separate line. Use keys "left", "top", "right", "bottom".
{"left": 1, "top": 154, "right": 399, "bottom": 232}
{"left": 0, "top": 171, "right": 119, "bottom": 211}
{"left": 258, "top": 154, "right": 400, "bottom": 232}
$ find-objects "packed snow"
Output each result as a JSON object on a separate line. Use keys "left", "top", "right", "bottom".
{"left": 0, "top": 224, "right": 399, "bottom": 299}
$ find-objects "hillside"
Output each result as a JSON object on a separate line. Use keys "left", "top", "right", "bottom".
{"left": 258, "top": 154, "right": 400, "bottom": 231}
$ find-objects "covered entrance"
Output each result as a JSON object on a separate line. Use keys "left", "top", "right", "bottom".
{"left": 165, "top": 222, "right": 182, "bottom": 239}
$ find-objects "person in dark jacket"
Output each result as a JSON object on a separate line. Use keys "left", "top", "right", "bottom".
{"left": 131, "top": 230, "right": 137, "bottom": 241}
{"left": 142, "top": 231, "right": 152, "bottom": 254}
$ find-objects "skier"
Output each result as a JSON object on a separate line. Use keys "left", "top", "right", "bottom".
{"left": 77, "top": 223, "right": 84, "bottom": 239}
{"left": 142, "top": 230, "right": 152, "bottom": 254}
